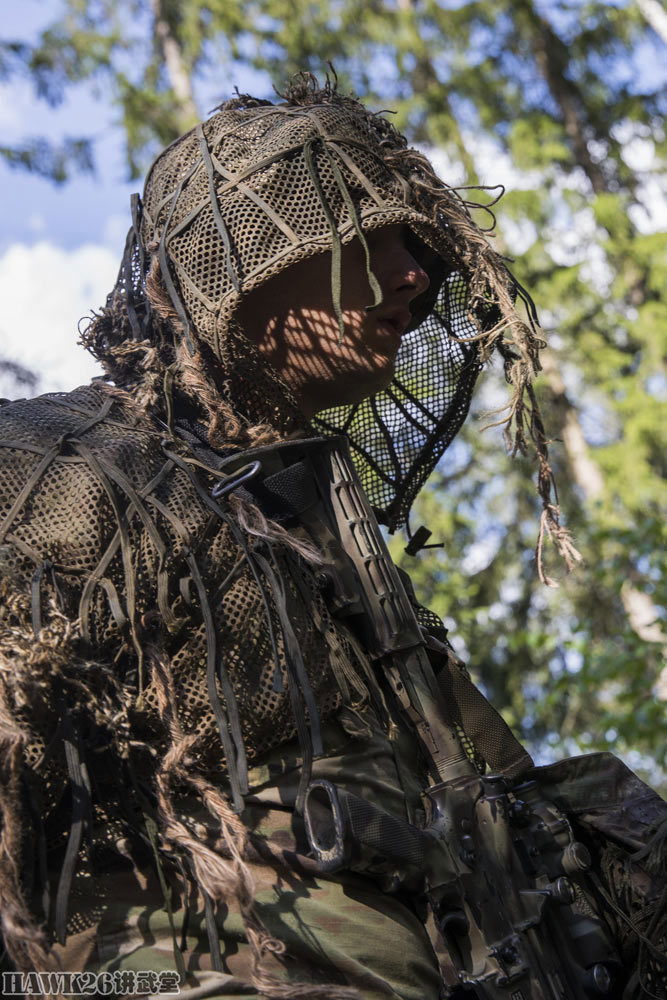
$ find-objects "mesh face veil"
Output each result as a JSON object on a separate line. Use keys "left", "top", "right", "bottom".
{"left": 84, "top": 75, "right": 576, "bottom": 567}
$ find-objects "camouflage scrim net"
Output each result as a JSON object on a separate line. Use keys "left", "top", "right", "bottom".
{"left": 139, "top": 99, "right": 477, "bottom": 363}
{"left": 85, "top": 76, "right": 575, "bottom": 567}
{"left": 314, "top": 274, "right": 481, "bottom": 530}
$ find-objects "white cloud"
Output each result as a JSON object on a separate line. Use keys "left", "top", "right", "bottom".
{"left": 420, "top": 145, "right": 467, "bottom": 188}
{"left": 0, "top": 241, "right": 115, "bottom": 395}
{"left": 497, "top": 216, "right": 538, "bottom": 255}
{"left": 421, "top": 135, "right": 545, "bottom": 194}
{"left": 629, "top": 175, "right": 667, "bottom": 234}
{"left": 621, "top": 134, "right": 657, "bottom": 171}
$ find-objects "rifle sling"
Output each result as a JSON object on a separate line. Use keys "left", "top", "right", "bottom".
{"left": 437, "top": 662, "right": 534, "bottom": 781}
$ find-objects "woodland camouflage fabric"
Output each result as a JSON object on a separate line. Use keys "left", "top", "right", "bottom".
{"left": 534, "top": 753, "right": 667, "bottom": 998}
{"left": 53, "top": 715, "right": 440, "bottom": 999}
{"left": 2, "top": 389, "right": 665, "bottom": 1000}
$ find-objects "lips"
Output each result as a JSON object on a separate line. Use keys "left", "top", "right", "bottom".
{"left": 377, "top": 307, "right": 411, "bottom": 342}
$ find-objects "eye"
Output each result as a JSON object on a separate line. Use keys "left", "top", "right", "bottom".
{"left": 364, "top": 227, "right": 384, "bottom": 247}
{"left": 365, "top": 224, "right": 404, "bottom": 249}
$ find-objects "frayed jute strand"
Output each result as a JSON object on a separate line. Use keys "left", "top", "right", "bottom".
{"left": 0, "top": 683, "right": 56, "bottom": 985}
{"left": 481, "top": 357, "right": 582, "bottom": 585}
{"left": 527, "top": 382, "right": 582, "bottom": 586}
{"left": 0, "top": 598, "right": 137, "bottom": 997}
{"left": 228, "top": 493, "right": 324, "bottom": 566}
{"left": 380, "top": 136, "right": 580, "bottom": 581}
{"left": 148, "top": 649, "right": 359, "bottom": 998}
{"left": 84, "top": 243, "right": 307, "bottom": 455}
{"left": 174, "top": 338, "right": 293, "bottom": 451}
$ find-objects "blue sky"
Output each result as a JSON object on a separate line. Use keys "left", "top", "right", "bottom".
{"left": 0, "top": 1, "right": 133, "bottom": 392}
{"left": 2, "top": 2, "right": 137, "bottom": 255}
{"left": 0, "top": 1, "right": 272, "bottom": 257}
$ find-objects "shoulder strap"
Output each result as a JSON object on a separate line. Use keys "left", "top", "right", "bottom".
{"left": 436, "top": 655, "right": 534, "bottom": 781}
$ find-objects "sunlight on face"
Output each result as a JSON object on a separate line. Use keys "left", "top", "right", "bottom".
{"left": 236, "top": 225, "right": 430, "bottom": 417}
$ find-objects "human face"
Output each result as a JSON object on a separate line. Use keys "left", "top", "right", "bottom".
{"left": 236, "top": 224, "right": 430, "bottom": 418}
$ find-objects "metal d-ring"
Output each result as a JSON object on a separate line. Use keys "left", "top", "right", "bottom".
{"left": 211, "top": 460, "right": 262, "bottom": 499}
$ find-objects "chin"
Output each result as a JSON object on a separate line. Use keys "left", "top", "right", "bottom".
{"left": 367, "top": 360, "right": 396, "bottom": 395}
{"left": 308, "top": 359, "right": 397, "bottom": 415}
{"left": 344, "top": 371, "right": 395, "bottom": 407}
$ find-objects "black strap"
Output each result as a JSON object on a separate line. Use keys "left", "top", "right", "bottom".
{"left": 253, "top": 548, "right": 322, "bottom": 813}
{"left": 55, "top": 714, "right": 92, "bottom": 944}
{"left": 248, "top": 460, "right": 318, "bottom": 521}
{"left": 437, "top": 662, "right": 534, "bottom": 781}
{"left": 144, "top": 812, "right": 187, "bottom": 982}
{"left": 203, "top": 892, "right": 224, "bottom": 972}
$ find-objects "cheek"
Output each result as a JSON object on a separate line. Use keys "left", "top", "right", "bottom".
{"left": 341, "top": 309, "right": 375, "bottom": 348}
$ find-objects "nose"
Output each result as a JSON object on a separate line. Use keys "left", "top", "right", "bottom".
{"left": 382, "top": 233, "right": 430, "bottom": 302}
{"left": 396, "top": 250, "right": 430, "bottom": 301}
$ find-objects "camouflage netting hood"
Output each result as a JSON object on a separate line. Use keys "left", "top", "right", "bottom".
{"left": 84, "top": 73, "right": 575, "bottom": 572}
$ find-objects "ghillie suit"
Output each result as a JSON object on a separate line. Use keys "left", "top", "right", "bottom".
{"left": 0, "top": 75, "right": 664, "bottom": 998}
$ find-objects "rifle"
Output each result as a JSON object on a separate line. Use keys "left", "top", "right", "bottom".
{"left": 298, "top": 440, "right": 622, "bottom": 998}
{"left": 304, "top": 771, "right": 619, "bottom": 997}
{"left": 221, "top": 435, "right": 625, "bottom": 996}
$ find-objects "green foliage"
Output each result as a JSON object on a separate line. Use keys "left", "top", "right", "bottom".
{"left": 0, "top": 136, "right": 94, "bottom": 183}
{"left": 509, "top": 115, "right": 571, "bottom": 170}
{"left": 4, "top": 0, "right": 666, "bottom": 789}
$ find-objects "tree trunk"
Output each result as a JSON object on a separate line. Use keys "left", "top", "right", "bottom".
{"left": 514, "top": 0, "right": 608, "bottom": 194}
{"left": 540, "top": 350, "right": 667, "bottom": 672}
{"left": 511, "top": 1, "right": 665, "bottom": 670}
{"left": 396, "top": 0, "right": 479, "bottom": 183}
{"left": 150, "top": 0, "right": 199, "bottom": 126}
{"left": 636, "top": 0, "right": 667, "bottom": 45}
{"left": 540, "top": 352, "right": 605, "bottom": 501}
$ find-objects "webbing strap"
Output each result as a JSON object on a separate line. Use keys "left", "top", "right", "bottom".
{"left": 30, "top": 559, "right": 63, "bottom": 636}
{"left": 247, "top": 459, "right": 317, "bottom": 521}
{"left": 197, "top": 124, "right": 240, "bottom": 293}
{"left": 158, "top": 159, "right": 200, "bottom": 355}
{"left": 144, "top": 812, "right": 187, "bottom": 982}
{"left": 203, "top": 892, "right": 224, "bottom": 973}
{"left": 322, "top": 142, "right": 383, "bottom": 315}
{"left": 437, "top": 663, "right": 534, "bottom": 780}
{"left": 253, "top": 548, "right": 322, "bottom": 813}
{"left": 55, "top": 718, "right": 91, "bottom": 945}
{"left": 143, "top": 482, "right": 248, "bottom": 811}
{"left": 303, "top": 136, "right": 345, "bottom": 341}
{"left": 303, "top": 135, "right": 383, "bottom": 344}
{"left": 0, "top": 397, "right": 114, "bottom": 544}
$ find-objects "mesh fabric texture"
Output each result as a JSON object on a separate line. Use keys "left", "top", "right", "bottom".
{"left": 0, "top": 81, "right": 588, "bottom": 984}
{"left": 0, "top": 387, "right": 357, "bottom": 798}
